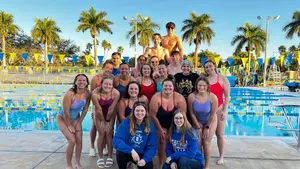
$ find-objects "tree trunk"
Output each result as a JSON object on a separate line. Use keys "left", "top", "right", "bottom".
{"left": 2, "top": 36, "right": 6, "bottom": 66}
{"left": 45, "top": 41, "right": 48, "bottom": 74}
{"left": 248, "top": 43, "right": 251, "bottom": 75}
{"left": 194, "top": 43, "right": 199, "bottom": 69}
{"left": 103, "top": 48, "right": 106, "bottom": 62}
{"left": 94, "top": 37, "right": 98, "bottom": 67}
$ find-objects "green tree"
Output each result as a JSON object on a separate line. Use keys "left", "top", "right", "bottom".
{"left": 283, "top": 10, "right": 300, "bottom": 39}
{"left": 117, "top": 46, "right": 124, "bottom": 55}
{"left": 231, "top": 22, "right": 266, "bottom": 74}
{"left": 77, "top": 6, "right": 113, "bottom": 67}
{"left": 106, "top": 42, "right": 112, "bottom": 60}
{"left": 278, "top": 45, "right": 287, "bottom": 55}
{"left": 126, "top": 14, "right": 160, "bottom": 52}
{"left": 31, "top": 17, "right": 61, "bottom": 72}
{"left": 289, "top": 45, "right": 297, "bottom": 53}
{"left": 181, "top": 12, "right": 215, "bottom": 68}
{"left": 101, "top": 40, "right": 109, "bottom": 59}
{"left": 0, "top": 11, "right": 19, "bottom": 66}
{"left": 83, "top": 42, "right": 93, "bottom": 55}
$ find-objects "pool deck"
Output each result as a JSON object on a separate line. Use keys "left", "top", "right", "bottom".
{"left": 0, "top": 131, "right": 300, "bottom": 169}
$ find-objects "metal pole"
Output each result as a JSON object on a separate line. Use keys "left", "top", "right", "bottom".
{"left": 135, "top": 16, "right": 138, "bottom": 68}
{"left": 263, "top": 19, "right": 269, "bottom": 87}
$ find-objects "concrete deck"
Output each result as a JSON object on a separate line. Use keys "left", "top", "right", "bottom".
{"left": 0, "top": 131, "right": 300, "bottom": 169}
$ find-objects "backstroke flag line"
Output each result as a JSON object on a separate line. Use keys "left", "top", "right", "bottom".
{"left": 0, "top": 53, "right": 3, "bottom": 62}
{"left": 214, "top": 57, "right": 221, "bottom": 67}
{"left": 22, "top": 53, "right": 28, "bottom": 62}
{"left": 227, "top": 58, "right": 234, "bottom": 66}
{"left": 257, "top": 58, "right": 263, "bottom": 68}
{"left": 72, "top": 55, "right": 78, "bottom": 65}
{"left": 10, "top": 53, "right": 16, "bottom": 62}
{"left": 241, "top": 58, "right": 248, "bottom": 67}
{"left": 98, "top": 56, "right": 104, "bottom": 65}
{"left": 34, "top": 53, "right": 40, "bottom": 63}
{"left": 59, "top": 54, "right": 65, "bottom": 64}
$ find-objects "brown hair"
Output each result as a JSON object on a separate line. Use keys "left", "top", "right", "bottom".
{"left": 194, "top": 74, "right": 210, "bottom": 93}
{"left": 102, "top": 60, "right": 114, "bottom": 69}
{"left": 99, "top": 76, "right": 113, "bottom": 93}
{"left": 166, "top": 22, "right": 176, "bottom": 28}
{"left": 166, "top": 109, "right": 197, "bottom": 146}
{"left": 204, "top": 60, "right": 218, "bottom": 74}
{"left": 129, "top": 102, "right": 150, "bottom": 135}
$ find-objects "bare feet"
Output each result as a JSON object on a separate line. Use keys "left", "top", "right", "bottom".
{"left": 66, "top": 164, "right": 74, "bottom": 169}
{"left": 75, "top": 164, "right": 84, "bottom": 169}
{"left": 216, "top": 158, "right": 224, "bottom": 165}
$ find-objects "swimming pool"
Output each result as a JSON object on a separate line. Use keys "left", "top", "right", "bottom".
{"left": 0, "top": 84, "right": 299, "bottom": 137}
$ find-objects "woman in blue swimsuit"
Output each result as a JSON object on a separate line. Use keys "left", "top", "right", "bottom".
{"left": 118, "top": 81, "right": 148, "bottom": 122}
{"left": 155, "top": 60, "right": 168, "bottom": 92}
{"left": 114, "top": 61, "right": 136, "bottom": 99}
{"left": 57, "top": 74, "right": 91, "bottom": 169}
{"left": 187, "top": 75, "right": 218, "bottom": 169}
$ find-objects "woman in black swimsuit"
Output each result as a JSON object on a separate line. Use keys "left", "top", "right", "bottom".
{"left": 149, "top": 75, "right": 186, "bottom": 169}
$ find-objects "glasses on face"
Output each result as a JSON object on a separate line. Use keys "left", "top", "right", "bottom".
{"left": 139, "top": 59, "right": 146, "bottom": 62}
{"left": 175, "top": 117, "right": 184, "bottom": 120}
{"left": 151, "top": 61, "right": 159, "bottom": 64}
{"left": 167, "top": 27, "right": 174, "bottom": 30}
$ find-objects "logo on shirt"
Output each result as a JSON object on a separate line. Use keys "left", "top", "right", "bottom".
{"left": 171, "top": 139, "right": 187, "bottom": 152}
{"left": 131, "top": 131, "right": 143, "bottom": 148}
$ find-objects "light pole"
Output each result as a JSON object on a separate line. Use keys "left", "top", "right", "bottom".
{"left": 257, "top": 15, "right": 280, "bottom": 87}
{"left": 123, "top": 14, "right": 138, "bottom": 68}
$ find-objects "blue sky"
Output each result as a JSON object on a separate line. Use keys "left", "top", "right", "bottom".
{"left": 1, "top": 0, "right": 299, "bottom": 59}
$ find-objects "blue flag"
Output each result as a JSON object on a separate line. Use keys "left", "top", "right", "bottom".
{"left": 123, "top": 56, "right": 129, "bottom": 63}
{"left": 47, "top": 54, "right": 53, "bottom": 62}
{"left": 201, "top": 57, "right": 207, "bottom": 66}
{"left": 288, "top": 53, "right": 293, "bottom": 64}
{"left": 257, "top": 58, "right": 263, "bottom": 68}
{"left": 227, "top": 58, "right": 234, "bottom": 66}
{"left": 270, "top": 57, "right": 275, "bottom": 65}
{"left": 72, "top": 55, "right": 78, "bottom": 65}
{"left": 98, "top": 56, "right": 104, "bottom": 64}
{"left": 22, "top": 53, "right": 28, "bottom": 62}
{"left": 0, "top": 53, "right": 4, "bottom": 61}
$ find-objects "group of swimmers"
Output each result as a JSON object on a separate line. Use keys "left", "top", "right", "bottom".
{"left": 56, "top": 21, "right": 230, "bottom": 169}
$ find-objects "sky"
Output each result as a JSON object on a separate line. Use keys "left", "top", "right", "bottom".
{"left": 1, "top": 0, "right": 299, "bottom": 60}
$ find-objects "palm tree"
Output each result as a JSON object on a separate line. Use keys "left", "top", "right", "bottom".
{"left": 31, "top": 17, "right": 61, "bottom": 72}
{"left": 126, "top": 14, "right": 160, "bottom": 52}
{"left": 283, "top": 10, "right": 300, "bottom": 39}
{"left": 106, "top": 42, "right": 112, "bottom": 60}
{"left": 117, "top": 46, "right": 124, "bottom": 55}
{"left": 101, "top": 40, "right": 109, "bottom": 59}
{"left": 181, "top": 12, "right": 215, "bottom": 68}
{"left": 0, "top": 11, "right": 19, "bottom": 66}
{"left": 231, "top": 22, "right": 266, "bottom": 74}
{"left": 76, "top": 6, "right": 113, "bottom": 67}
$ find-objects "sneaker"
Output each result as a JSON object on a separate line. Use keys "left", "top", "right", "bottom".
{"left": 103, "top": 147, "right": 108, "bottom": 156}
{"left": 89, "top": 148, "right": 96, "bottom": 157}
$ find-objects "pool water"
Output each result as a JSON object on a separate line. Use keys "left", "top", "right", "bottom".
{"left": 0, "top": 84, "right": 299, "bottom": 137}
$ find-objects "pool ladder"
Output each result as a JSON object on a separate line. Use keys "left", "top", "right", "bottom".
{"left": 268, "top": 106, "right": 300, "bottom": 147}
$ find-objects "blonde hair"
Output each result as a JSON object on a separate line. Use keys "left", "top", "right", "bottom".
{"left": 166, "top": 109, "right": 197, "bottom": 146}
{"left": 129, "top": 102, "right": 150, "bottom": 135}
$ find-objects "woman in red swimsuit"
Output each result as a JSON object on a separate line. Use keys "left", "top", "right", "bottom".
{"left": 204, "top": 60, "right": 230, "bottom": 166}
{"left": 137, "top": 64, "right": 157, "bottom": 102}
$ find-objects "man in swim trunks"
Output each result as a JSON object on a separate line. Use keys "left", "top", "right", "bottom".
{"left": 161, "top": 22, "right": 184, "bottom": 62}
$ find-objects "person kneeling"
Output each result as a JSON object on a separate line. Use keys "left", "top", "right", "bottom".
{"left": 163, "top": 109, "right": 204, "bottom": 169}
{"left": 113, "top": 102, "right": 157, "bottom": 169}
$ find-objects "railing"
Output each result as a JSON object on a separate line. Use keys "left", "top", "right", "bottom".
{"left": 269, "top": 101, "right": 300, "bottom": 147}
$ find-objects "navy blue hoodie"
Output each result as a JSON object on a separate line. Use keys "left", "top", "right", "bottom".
{"left": 113, "top": 119, "right": 157, "bottom": 163}
{"left": 166, "top": 128, "right": 204, "bottom": 164}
